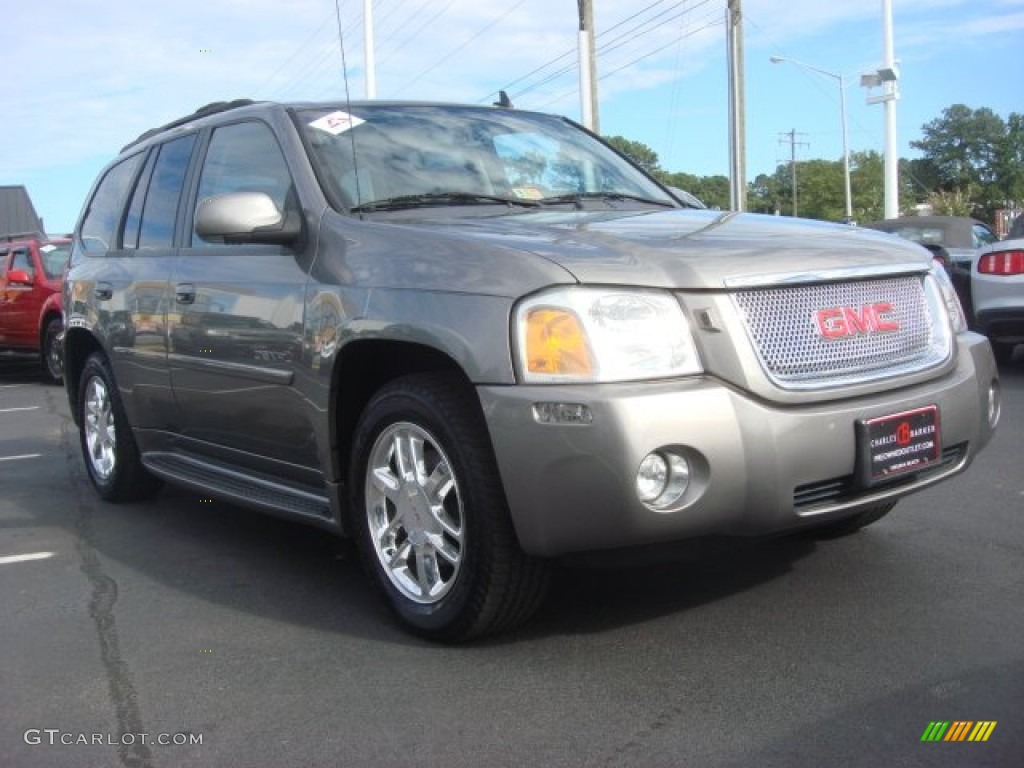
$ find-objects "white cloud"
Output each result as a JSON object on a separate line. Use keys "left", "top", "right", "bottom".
{"left": 1, "top": 0, "right": 1018, "bottom": 228}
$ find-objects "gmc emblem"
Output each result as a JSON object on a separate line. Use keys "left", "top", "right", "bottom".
{"left": 814, "top": 302, "right": 900, "bottom": 339}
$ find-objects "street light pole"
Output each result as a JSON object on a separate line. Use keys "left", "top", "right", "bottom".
{"left": 770, "top": 56, "right": 853, "bottom": 222}
{"left": 364, "top": 0, "right": 376, "bottom": 98}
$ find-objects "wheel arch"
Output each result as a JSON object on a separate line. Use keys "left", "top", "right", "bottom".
{"left": 63, "top": 328, "right": 106, "bottom": 426}
{"left": 328, "top": 339, "right": 478, "bottom": 526}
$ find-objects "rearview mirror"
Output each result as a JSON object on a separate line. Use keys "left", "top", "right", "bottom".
{"left": 195, "top": 191, "right": 301, "bottom": 245}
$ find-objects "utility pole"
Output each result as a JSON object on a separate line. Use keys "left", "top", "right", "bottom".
{"left": 769, "top": 56, "right": 852, "bottom": 222}
{"left": 726, "top": 0, "right": 747, "bottom": 211}
{"left": 881, "top": 0, "right": 898, "bottom": 218}
{"left": 577, "top": 0, "right": 599, "bottom": 132}
{"left": 364, "top": 0, "right": 376, "bottom": 98}
{"left": 779, "top": 129, "right": 809, "bottom": 216}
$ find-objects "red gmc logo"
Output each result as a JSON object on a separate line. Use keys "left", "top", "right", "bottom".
{"left": 814, "top": 302, "right": 900, "bottom": 339}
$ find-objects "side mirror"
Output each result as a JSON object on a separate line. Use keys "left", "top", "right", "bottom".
{"left": 195, "top": 191, "right": 301, "bottom": 245}
{"left": 6, "top": 269, "right": 33, "bottom": 285}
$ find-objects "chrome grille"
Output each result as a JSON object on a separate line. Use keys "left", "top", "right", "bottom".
{"left": 732, "top": 276, "right": 950, "bottom": 389}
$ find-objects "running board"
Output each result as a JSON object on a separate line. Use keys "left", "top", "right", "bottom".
{"left": 142, "top": 452, "right": 332, "bottom": 521}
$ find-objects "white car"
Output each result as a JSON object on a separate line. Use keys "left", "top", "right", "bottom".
{"left": 973, "top": 237, "right": 1024, "bottom": 363}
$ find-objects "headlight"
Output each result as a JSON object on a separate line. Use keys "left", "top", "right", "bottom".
{"left": 928, "top": 262, "right": 967, "bottom": 333}
{"left": 514, "top": 287, "right": 702, "bottom": 383}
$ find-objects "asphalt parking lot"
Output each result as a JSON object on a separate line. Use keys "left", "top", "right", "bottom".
{"left": 2, "top": 353, "right": 1022, "bottom": 768}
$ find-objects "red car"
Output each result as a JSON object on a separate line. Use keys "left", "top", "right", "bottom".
{"left": 0, "top": 232, "right": 71, "bottom": 382}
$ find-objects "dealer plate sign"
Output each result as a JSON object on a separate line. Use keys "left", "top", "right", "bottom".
{"left": 856, "top": 406, "right": 941, "bottom": 485}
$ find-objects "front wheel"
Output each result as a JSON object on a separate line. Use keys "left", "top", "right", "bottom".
{"left": 350, "top": 373, "right": 549, "bottom": 642}
{"left": 78, "top": 353, "right": 161, "bottom": 502}
{"left": 41, "top": 317, "right": 63, "bottom": 384}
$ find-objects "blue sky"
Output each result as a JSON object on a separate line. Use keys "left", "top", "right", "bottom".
{"left": 3, "top": 0, "right": 1021, "bottom": 233}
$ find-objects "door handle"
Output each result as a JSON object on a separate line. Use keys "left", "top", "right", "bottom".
{"left": 175, "top": 283, "right": 196, "bottom": 305}
{"left": 94, "top": 282, "right": 113, "bottom": 301}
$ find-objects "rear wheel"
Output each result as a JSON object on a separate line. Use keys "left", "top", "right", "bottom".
{"left": 78, "top": 353, "right": 161, "bottom": 501}
{"left": 41, "top": 317, "right": 63, "bottom": 384}
{"left": 806, "top": 501, "right": 896, "bottom": 539}
{"left": 350, "top": 373, "right": 549, "bottom": 642}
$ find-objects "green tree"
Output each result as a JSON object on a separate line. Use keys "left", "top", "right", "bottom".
{"left": 602, "top": 135, "right": 661, "bottom": 175}
{"left": 911, "top": 104, "right": 1006, "bottom": 190}
{"left": 658, "top": 171, "right": 730, "bottom": 209}
{"left": 994, "top": 112, "right": 1024, "bottom": 205}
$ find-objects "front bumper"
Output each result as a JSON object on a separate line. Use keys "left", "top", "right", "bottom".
{"left": 479, "top": 333, "right": 998, "bottom": 557}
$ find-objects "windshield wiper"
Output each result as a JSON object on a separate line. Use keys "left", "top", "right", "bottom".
{"left": 351, "top": 192, "right": 541, "bottom": 212}
{"left": 539, "top": 192, "right": 675, "bottom": 209}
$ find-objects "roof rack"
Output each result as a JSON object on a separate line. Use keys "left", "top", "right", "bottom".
{"left": 121, "top": 99, "right": 259, "bottom": 152}
{"left": 1, "top": 231, "right": 46, "bottom": 243}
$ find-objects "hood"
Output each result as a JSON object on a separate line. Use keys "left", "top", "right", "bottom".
{"left": 394, "top": 208, "right": 932, "bottom": 291}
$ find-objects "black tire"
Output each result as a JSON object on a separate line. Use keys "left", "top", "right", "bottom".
{"left": 806, "top": 501, "right": 896, "bottom": 539}
{"left": 991, "top": 341, "right": 1016, "bottom": 365}
{"left": 350, "top": 373, "right": 549, "bottom": 642}
{"left": 77, "top": 353, "right": 162, "bottom": 502}
{"left": 41, "top": 316, "right": 64, "bottom": 384}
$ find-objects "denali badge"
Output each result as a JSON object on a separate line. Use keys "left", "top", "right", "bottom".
{"left": 814, "top": 302, "right": 900, "bottom": 339}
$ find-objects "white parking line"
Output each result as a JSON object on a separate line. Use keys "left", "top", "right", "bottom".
{"left": 0, "top": 406, "right": 40, "bottom": 413}
{"left": 0, "top": 454, "right": 42, "bottom": 462}
{"left": 1, "top": 384, "right": 25, "bottom": 388}
{"left": 0, "top": 552, "right": 55, "bottom": 565}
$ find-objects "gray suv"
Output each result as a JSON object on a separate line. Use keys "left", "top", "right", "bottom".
{"left": 64, "top": 100, "right": 1000, "bottom": 640}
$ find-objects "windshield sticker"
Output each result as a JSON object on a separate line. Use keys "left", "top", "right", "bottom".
{"left": 308, "top": 111, "right": 365, "bottom": 136}
{"left": 40, "top": 244, "right": 57, "bottom": 252}
{"left": 511, "top": 187, "right": 544, "bottom": 200}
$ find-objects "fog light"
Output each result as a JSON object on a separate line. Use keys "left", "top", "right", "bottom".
{"left": 636, "top": 451, "right": 691, "bottom": 510}
{"left": 636, "top": 454, "right": 669, "bottom": 502}
{"left": 988, "top": 379, "right": 1001, "bottom": 428}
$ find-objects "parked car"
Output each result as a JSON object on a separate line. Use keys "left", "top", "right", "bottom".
{"left": 1009, "top": 212, "right": 1024, "bottom": 240}
{"left": 63, "top": 100, "right": 999, "bottom": 641}
{"left": 973, "top": 236, "right": 1024, "bottom": 363}
{"left": 861, "top": 215, "right": 999, "bottom": 323}
{"left": 0, "top": 232, "right": 71, "bottom": 382}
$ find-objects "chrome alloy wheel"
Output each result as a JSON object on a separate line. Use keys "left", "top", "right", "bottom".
{"left": 84, "top": 376, "right": 116, "bottom": 480}
{"left": 365, "top": 422, "right": 464, "bottom": 604}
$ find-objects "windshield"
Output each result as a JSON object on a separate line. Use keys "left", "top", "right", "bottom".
{"left": 297, "top": 104, "right": 675, "bottom": 213}
{"left": 39, "top": 242, "right": 71, "bottom": 278}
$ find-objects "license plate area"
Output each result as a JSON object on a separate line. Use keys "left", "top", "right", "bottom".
{"left": 856, "top": 405, "right": 941, "bottom": 486}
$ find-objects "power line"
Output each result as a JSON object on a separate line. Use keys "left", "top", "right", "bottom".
{"left": 491, "top": 0, "right": 718, "bottom": 110}
{"left": 527, "top": 11, "right": 722, "bottom": 114}
{"left": 479, "top": 1, "right": 682, "bottom": 104}
{"left": 377, "top": 0, "right": 458, "bottom": 68}
{"left": 392, "top": 0, "right": 529, "bottom": 96}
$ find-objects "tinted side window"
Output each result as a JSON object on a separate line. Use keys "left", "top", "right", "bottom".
{"left": 11, "top": 249, "right": 34, "bottom": 279}
{"left": 80, "top": 153, "right": 145, "bottom": 252}
{"left": 139, "top": 135, "right": 197, "bottom": 248}
{"left": 122, "top": 150, "right": 158, "bottom": 250}
{"left": 195, "top": 121, "right": 294, "bottom": 244}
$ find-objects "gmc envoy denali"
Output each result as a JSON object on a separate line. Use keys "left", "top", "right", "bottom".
{"left": 63, "top": 100, "right": 1000, "bottom": 640}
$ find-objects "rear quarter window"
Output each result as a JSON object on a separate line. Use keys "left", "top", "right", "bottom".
{"left": 80, "top": 153, "right": 145, "bottom": 252}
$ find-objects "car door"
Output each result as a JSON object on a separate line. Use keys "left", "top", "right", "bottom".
{"left": 0, "top": 248, "right": 14, "bottom": 345}
{"left": 169, "top": 119, "right": 315, "bottom": 474}
{"left": 0, "top": 247, "right": 43, "bottom": 348}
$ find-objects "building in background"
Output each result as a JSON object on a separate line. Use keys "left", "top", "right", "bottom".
{"left": 0, "top": 185, "right": 45, "bottom": 236}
